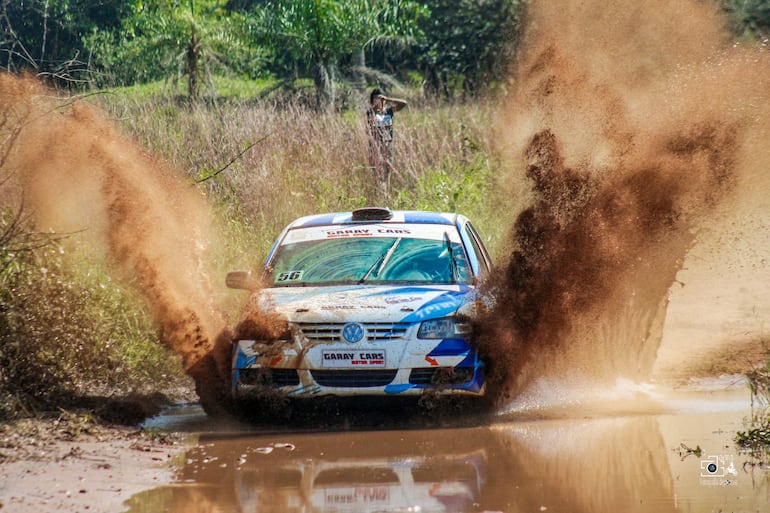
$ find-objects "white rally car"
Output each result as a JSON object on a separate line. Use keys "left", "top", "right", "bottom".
{"left": 227, "top": 208, "right": 492, "bottom": 402}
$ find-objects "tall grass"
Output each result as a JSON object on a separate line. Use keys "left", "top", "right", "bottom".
{"left": 98, "top": 94, "right": 510, "bottom": 271}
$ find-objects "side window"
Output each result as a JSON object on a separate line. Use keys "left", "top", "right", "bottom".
{"left": 463, "top": 223, "right": 491, "bottom": 276}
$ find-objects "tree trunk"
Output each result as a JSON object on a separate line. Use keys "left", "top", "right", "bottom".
{"left": 314, "top": 60, "right": 335, "bottom": 112}
{"left": 352, "top": 46, "right": 366, "bottom": 92}
{"left": 187, "top": 29, "right": 200, "bottom": 103}
{"left": 40, "top": 0, "right": 49, "bottom": 70}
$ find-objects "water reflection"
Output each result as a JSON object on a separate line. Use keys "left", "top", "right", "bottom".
{"left": 233, "top": 440, "right": 483, "bottom": 512}
{"left": 126, "top": 408, "right": 770, "bottom": 513}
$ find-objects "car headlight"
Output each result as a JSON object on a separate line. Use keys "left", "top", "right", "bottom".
{"left": 417, "top": 317, "right": 472, "bottom": 339}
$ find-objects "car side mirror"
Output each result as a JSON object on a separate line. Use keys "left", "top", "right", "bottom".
{"left": 226, "top": 270, "right": 260, "bottom": 291}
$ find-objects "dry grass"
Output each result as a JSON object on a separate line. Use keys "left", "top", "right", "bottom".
{"left": 99, "top": 95, "right": 509, "bottom": 268}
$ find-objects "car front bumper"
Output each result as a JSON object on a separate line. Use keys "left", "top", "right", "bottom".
{"left": 231, "top": 336, "right": 486, "bottom": 399}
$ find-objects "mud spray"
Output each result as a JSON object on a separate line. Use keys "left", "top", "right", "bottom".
{"left": 0, "top": 75, "right": 233, "bottom": 413}
{"left": 478, "top": 0, "right": 770, "bottom": 409}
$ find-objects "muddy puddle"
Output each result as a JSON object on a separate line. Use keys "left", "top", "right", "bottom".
{"left": 127, "top": 382, "right": 769, "bottom": 513}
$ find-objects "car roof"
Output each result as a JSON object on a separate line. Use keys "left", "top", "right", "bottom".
{"left": 286, "top": 209, "right": 461, "bottom": 229}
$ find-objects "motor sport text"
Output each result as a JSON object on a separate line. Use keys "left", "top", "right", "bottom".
{"left": 322, "top": 350, "right": 386, "bottom": 368}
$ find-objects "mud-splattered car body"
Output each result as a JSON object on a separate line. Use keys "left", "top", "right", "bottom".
{"left": 227, "top": 208, "right": 492, "bottom": 401}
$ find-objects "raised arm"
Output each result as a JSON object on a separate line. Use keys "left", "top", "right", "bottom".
{"left": 380, "top": 95, "right": 407, "bottom": 112}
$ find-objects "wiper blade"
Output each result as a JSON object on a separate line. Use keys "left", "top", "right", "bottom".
{"left": 444, "top": 232, "right": 457, "bottom": 284}
{"left": 359, "top": 238, "right": 401, "bottom": 284}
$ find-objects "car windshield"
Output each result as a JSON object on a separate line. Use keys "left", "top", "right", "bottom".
{"left": 268, "top": 232, "right": 472, "bottom": 286}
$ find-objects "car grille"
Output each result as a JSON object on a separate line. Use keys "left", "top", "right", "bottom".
{"left": 239, "top": 368, "right": 300, "bottom": 387}
{"left": 296, "top": 322, "right": 409, "bottom": 343}
{"left": 409, "top": 367, "right": 474, "bottom": 385}
{"left": 310, "top": 369, "right": 398, "bottom": 387}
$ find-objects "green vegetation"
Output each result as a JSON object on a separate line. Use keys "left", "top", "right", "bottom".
{"left": 410, "top": 0, "right": 521, "bottom": 97}
{"left": 251, "top": 0, "right": 426, "bottom": 111}
{"left": 722, "top": 0, "right": 770, "bottom": 39}
{"left": 735, "top": 361, "right": 770, "bottom": 462}
{"left": 2, "top": 0, "right": 765, "bottom": 105}
{"left": 1, "top": 0, "right": 524, "bottom": 103}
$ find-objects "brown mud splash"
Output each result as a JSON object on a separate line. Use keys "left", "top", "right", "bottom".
{"left": 0, "top": 74, "right": 233, "bottom": 413}
{"left": 479, "top": 0, "right": 770, "bottom": 406}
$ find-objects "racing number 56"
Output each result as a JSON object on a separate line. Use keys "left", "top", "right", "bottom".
{"left": 277, "top": 270, "right": 303, "bottom": 282}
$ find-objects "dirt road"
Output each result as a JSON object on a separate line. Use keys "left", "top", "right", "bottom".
{"left": 0, "top": 416, "right": 187, "bottom": 513}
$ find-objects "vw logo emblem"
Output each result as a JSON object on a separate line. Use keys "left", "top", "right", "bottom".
{"left": 341, "top": 323, "right": 365, "bottom": 343}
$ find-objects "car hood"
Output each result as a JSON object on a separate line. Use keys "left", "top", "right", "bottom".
{"left": 255, "top": 284, "right": 477, "bottom": 324}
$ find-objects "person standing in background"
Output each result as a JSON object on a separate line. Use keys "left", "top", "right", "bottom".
{"left": 366, "top": 88, "right": 407, "bottom": 186}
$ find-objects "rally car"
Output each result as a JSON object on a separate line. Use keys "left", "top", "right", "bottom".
{"left": 226, "top": 207, "right": 492, "bottom": 403}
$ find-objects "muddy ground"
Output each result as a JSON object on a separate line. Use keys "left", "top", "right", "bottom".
{"left": 0, "top": 410, "right": 189, "bottom": 513}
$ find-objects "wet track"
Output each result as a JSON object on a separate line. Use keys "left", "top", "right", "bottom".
{"left": 127, "top": 382, "right": 769, "bottom": 513}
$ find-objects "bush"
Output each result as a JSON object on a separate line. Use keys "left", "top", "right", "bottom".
{"left": 734, "top": 355, "right": 770, "bottom": 462}
{"left": 0, "top": 210, "right": 182, "bottom": 420}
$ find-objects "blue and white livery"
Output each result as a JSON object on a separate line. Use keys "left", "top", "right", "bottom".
{"left": 227, "top": 208, "right": 493, "bottom": 401}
